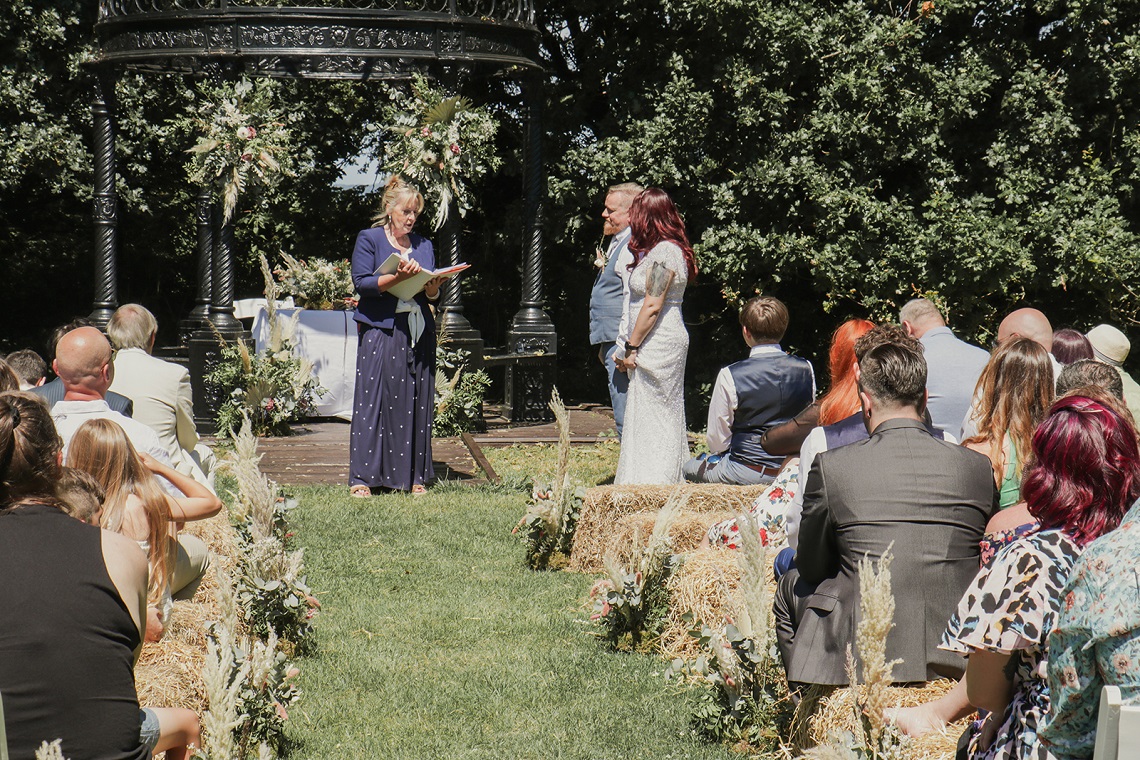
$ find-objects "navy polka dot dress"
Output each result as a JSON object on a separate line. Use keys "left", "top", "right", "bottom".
{"left": 349, "top": 228, "right": 437, "bottom": 492}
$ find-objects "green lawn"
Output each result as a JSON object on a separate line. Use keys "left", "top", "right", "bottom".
{"left": 283, "top": 477, "right": 738, "bottom": 759}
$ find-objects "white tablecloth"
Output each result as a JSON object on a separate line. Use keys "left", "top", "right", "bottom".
{"left": 252, "top": 307, "right": 356, "bottom": 420}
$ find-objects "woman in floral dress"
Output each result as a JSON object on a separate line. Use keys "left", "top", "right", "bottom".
{"left": 940, "top": 395, "right": 1140, "bottom": 759}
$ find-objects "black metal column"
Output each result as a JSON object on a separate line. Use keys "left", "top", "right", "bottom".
{"left": 189, "top": 204, "right": 247, "bottom": 434}
{"left": 90, "top": 72, "right": 119, "bottom": 328}
{"left": 180, "top": 189, "right": 215, "bottom": 346}
{"left": 436, "top": 199, "right": 484, "bottom": 367}
{"left": 505, "top": 72, "right": 556, "bottom": 422}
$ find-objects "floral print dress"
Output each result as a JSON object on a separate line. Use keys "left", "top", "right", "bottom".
{"left": 1041, "top": 498, "right": 1140, "bottom": 759}
{"left": 940, "top": 529, "right": 1082, "bottom": 760}
{"left": 705, "top": 458, "right": 799, "bottom": 549}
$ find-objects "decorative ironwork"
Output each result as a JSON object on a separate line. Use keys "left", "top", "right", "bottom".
{"left": 99, "top": 0, "right": 532, "bottom": 25}
{"left": 93, "top": 0, "right": 547, "bottom": 425}
{"left": 90, "top": 75, "right": 120, "bottom": 328}
{"left": 95, "top": 1, "right": 539, "bottom": 78}
{"left": 209, "top": 213, "right": 243, "bottom": 334}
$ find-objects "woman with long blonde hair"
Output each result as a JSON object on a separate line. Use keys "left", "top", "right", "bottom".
{"left": 962, "top": 337, "right": 1055, "bottom": 508}
{"left": 68, "top": 418, "right": 222, "bottom": 633}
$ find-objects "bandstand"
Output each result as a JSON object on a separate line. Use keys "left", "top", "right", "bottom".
{"left": 91, "top": 0, "right": 557, "bottom": 429}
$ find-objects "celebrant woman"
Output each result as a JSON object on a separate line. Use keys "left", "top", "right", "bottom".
{"left": 349, "top": 176, "right": 444, "bottom": 497}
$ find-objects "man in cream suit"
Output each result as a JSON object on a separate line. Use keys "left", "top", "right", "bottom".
{"left": 107, "top": 304, "right": 215, "bottom": 489}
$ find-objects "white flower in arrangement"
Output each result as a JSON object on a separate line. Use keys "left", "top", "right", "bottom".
{"left": 380, "top": 74, "right": 503, "bottom": 229}
{"left": 237, "top": 125, "right": 257, "bottom": 139}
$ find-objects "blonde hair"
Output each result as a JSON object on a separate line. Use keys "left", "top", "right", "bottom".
{"left": 106, "top": 304, "right": 158, "bottom": 351}
{"left": 963, "top": 336, "right": 1055, "bottom": 484}
{"left": 371, "top": 176, "right": 425, "bottom": 228}
{"left": 67, "top": 419, "right": 172, "bottom": 604}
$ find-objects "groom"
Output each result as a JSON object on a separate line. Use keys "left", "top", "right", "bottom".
{"left": 588, "top": 182, "right": 643, "bottom": 438}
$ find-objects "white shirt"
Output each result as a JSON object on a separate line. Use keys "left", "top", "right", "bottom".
{"left": 52, "top": 399, "right": 180, "bottom": 496}
{"left": 610, "top": 228, "right": 635, "bottom": 349}
{"left": 705, "top": 344, "right": 816, "bottom": 455}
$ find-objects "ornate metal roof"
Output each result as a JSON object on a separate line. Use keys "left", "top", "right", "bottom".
{"left": 95, "top": 0, "right": 540, "bottom": 79}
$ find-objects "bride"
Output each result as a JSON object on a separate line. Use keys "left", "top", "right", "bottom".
{"left": 613, "top": 188, "right": 698, "bottom": 484}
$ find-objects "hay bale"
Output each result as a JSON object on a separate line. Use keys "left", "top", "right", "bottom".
{"left": 568, "top": 483, "right": 765, "bottom": 573}
{"left": 135, "top": 509, "right": 241, "bottom": 713}
{"left": 660, "top": 548, "right": 742, "bottom": 660}
{"left": 797, "top": 679, "right": 971, "bottom": 759}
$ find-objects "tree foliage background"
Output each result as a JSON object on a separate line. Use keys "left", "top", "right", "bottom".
{"left": 6, "top": 0, "right": 1140, "bottom": 420}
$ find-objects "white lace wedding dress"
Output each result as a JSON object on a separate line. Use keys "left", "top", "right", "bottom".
{"left": 614, "top": 241, "right": 690, "bottom": 485}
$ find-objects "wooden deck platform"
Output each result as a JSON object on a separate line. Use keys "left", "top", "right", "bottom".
{"left": 247, "top": 404, "right": 618, "bottom": 486}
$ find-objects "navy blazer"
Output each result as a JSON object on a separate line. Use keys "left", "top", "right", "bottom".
{"left": 31, "top": 378, "right": 134, "bottom": 417}
{"left": 350, "top": 227, "right": 436, "bottom": 331}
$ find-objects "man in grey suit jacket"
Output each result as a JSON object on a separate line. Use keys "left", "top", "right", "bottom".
{"left": 774, "top": 339, "right": 996, "bottom": 687}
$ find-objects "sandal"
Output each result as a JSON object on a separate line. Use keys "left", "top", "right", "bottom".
{"left": 411, "top": 484, "right": 428, "bottom": 496}
{"left": 349, "top": 484, "right": 372, "bottom": 499}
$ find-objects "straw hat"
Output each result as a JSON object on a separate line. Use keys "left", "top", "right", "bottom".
{"left": 1087, "top": 324, "right": 1131, "bottom": 367}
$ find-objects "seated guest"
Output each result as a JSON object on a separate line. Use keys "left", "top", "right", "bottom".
{"left": 773, "top": 340, "right": 996, "bottom": 688}
{"left": 0, "top": 359, "right": 20, "bottom": 393}
{"left": 900, "top": 297, "right": 990, "bottom": 435}
{"left": 5, "top": 349, "right": 46, "bottom": 390}
{"left": 57, "top": 465, "right": 105, "bottom": 526}
{"left": 784, "top": 325, "right": 957, "bottom": 552}
{"left": 683, "top": 296, "right": 815, "bottom": 485}
{"left": 1042, "top": 496, "right": 1140, "bottom": 758}
{"left": 0, "top": 391, "right": 153, "bottom": 759}
{"left": 1056, "top": 358, "right": 1125, "bottom": 401}
{"left": 69, "top": 419, "right": 223, "bottom": 640}
{"left": 1086, "top": 323, "right": 1140, "bottom": 421}
{"left": 1051, "top": 328, "right": 1094, "bottom": 365}
{"left": 107, "top": 304, "right": 215, "bottom": 489}
{"left": 960, "top": 307, "right": 1061, "bottom": 441}
{"left": 49, "top": 327, "right": 171, "bottom": 466}
{"left": 703, "top": 457, "right": 801, "bottom": 550}
{"left": 760, "top": 318, "right": 875, "bottom": 457}
{"left": 961, "top": 337, "right": 1054, "bottom": 510}
{"left": 32, "top": 319, "right": 134, "bottom": 416}
{"left": 940, "top": 396, "right": 1140, "bottom": 759}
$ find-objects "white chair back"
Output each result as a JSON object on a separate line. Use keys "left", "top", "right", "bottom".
{"left": 1093, "top": 685, "right": 1140, "bottom": 760}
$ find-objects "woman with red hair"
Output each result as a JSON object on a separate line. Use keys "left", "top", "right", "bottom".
{"left": 613, "top": 188, "right": 697, "bottom": 484}
{"left": 938, "top": 396, "right": 1140, "bottom": 759}
{"left": 759, "top": 318, "right": 877, "bottom": 456}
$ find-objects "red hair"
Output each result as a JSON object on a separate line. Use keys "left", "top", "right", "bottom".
{"left": 627, "top": 188, "right": 698, "bottom": 282}
{"left": 818, "top": 319, "right": 876, "bottom": 425}
{"left": 1022, "top": 395, "right": 1140, "bottom": 547}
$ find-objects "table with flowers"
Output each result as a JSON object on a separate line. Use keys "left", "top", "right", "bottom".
{"left": 252, "top": 307, "right": 357, "bottom": 420}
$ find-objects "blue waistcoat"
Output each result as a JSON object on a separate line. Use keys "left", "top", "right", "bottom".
{"left": 728, "top": 352, "right": 815, "bottom": 468}
{"left": 588, "top": 230, "right": 630, "bottom": 346}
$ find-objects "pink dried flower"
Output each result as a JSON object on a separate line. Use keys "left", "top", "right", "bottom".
{"left": 450, "top": 143, "right": 461, "bottom": 156}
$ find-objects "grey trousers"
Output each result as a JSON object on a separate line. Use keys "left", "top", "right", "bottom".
{"left": 682, "top": 454, "right": 775, "bottom": 486}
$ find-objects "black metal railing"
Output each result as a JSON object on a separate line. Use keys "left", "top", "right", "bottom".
{"left": 98, "top": 0, "right": 534, "bottom": 25}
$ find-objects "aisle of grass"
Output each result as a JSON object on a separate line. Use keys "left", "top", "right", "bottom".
{"left": 284, "top": 478, "right": 737, "bottom": 759}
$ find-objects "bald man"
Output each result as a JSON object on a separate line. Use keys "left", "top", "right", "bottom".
{"left": 50, "top": 327, "right": 177, "bottom": 480}
{"left": 960, "top": 307, "right": 1062, "bottom": 439}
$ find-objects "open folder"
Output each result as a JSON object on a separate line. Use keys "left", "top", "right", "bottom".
{"left": 374, "top": 252, "right": 471, "bottom": 302}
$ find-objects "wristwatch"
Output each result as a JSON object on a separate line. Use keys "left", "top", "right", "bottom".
{"left": 625, "top": 341, "right": 640, "bottom": 353}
